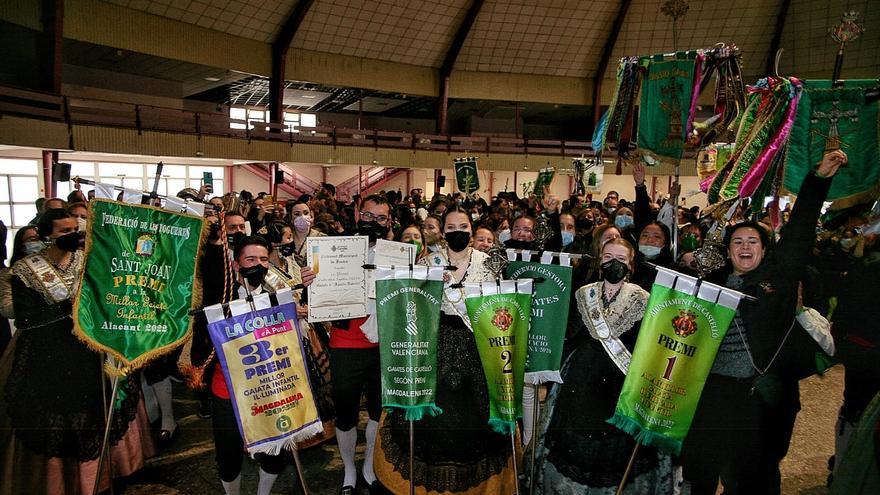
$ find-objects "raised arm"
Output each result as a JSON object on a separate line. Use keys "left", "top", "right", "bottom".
{"left": 775, "top": 150, "right": 846, "bottom": 275}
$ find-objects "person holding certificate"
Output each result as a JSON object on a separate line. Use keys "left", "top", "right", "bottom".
{"left": 326, "top": 194, "right": 393, "bottom": 495}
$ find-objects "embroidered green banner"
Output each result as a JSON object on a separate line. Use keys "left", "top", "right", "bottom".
{"left": 454, "top": 158, "right": 480, "bottom": 194}
{"left": 608, "top": 273, "right": 740, "bottom": 455}
{"left": 465, "top": 280, "right": 532, "bottom": 435}
{"left": 375, "top": 267, "right": 445, "bottom": 421}
{"left": 784, "top": 80, "right": 880, "bottom": 209}
{"left": 74, "top": 198, "right": 205, "bottom": 374}
{"left": 637, "top": 55, "right": 697, "bottom": 160}
{"left": 506, "top": 259, "right": 571, "bottom": 384}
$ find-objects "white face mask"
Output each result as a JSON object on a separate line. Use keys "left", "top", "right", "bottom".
{"left": 77, "top": 217, "right": 87, "bottom": 232}
{"left": 293, "top": 215, "right": 312, "bottom": 233}
{"left": 498, "top": 229, "right": 512, "bottom": 244}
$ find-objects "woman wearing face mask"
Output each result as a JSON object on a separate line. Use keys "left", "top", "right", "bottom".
{"left": 0, "top": 227, "right": 42, "bottom": 320}
{"left": 560, "top": 211, "right": 588, "bottom": 254}
{"left": 610, "top": 206, "right": 637, "bottom": 244}
{"left": 0, "top": 209, "right": 153, "bottom": 494}
{"left": 629, "top": 221, "right": 673, "bottom": 292}
{"left": 421, "top": 214, "right": 445, "bottom": 255}
{"left": 394, "top": 224, "right": 427, "bottom": 262}
{"left": 288, "top": 202, "right": 325, "bottom": 265}
{"left": 531, "top": 238, "right": 673, "bottom": 494}
{"left": 375, "top": 206, "right": 520, "bottom": 494}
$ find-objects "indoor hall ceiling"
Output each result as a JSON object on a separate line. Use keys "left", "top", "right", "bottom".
{"left": 454, "top": 0, "right": 618, "bottom": 77}
{"left": 290, "top": 0, "right": 470, "bottom": 68}
{"left": 103, "top": 0, "right": 298, "bottom": 43}
{"left": 97, "top": 0, "right": 880, "bottom": 85}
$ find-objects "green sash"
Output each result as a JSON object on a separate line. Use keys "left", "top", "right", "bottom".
{"left": 608, "top": 268, "right": 742, "bottom": 455}
{"left": 638, "top": 54, "right": 697, "bottom": 160}
{"left": 73, "top": 198, "right": 205, "bottom": 374}
{"left": 506, "top": 251, "right": 572, "bottom": 384}
{"left": 784, "top": 80, "right": 880, "bottom": 209}
{"left": 465, "top": 279, "right": 532, "bottom": 435}
{"left": 375, "top": 266, "right": 445, "bottom": 421}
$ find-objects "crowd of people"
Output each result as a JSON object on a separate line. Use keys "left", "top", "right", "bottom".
{"left": 0, "top": 149, "right": 878, "bottom": 494}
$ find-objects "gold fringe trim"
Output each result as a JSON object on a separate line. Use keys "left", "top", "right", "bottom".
{"left": 71, "top": 198, "right": 207, "bottom": 378}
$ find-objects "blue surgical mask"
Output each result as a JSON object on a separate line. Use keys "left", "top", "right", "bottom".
{"left": 498, "top": 229, "right": 512, "bottom": 244}
{"left": 561, "top": 231, "right": 575, "bottom": 247}
{"left": 639, "top": 244, "right": 662, "bottom": 259}
{"left": 23, "top": 241, "right": 44, "bottom": 255}
{"left": 615, "top": 215, "right": 634, "bottom": 229}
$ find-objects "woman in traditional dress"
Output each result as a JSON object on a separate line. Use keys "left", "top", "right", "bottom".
{"left": 532, "top": 238, "right": 674, "bottom": 494}
{"left": 0, "top": 209, "right": 154, "bottom": 494}
{"left": 374, "top": 206, "right": 520, "bottom": 494}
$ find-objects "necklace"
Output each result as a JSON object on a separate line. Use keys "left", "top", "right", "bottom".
{"left": 601, "top": 282, "right": 622, "bottom": 317}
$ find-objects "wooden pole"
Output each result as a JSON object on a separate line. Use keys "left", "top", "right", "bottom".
{"left": 615, "top": 443, "right": 641, "bottom": 495}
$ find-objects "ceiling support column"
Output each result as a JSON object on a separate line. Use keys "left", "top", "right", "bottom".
{"left": 269, "top": 0, "right": 315, "bottom": 131}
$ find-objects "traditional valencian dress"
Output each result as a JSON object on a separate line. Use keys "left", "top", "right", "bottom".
{"left": 0, "top": 249, "right": 154, "bottom": 494}
{"left": 532, "top": 281, "right": 674, "bottom": 494}
{"left": 374, "top": 248, "right": 521, "bottom": 494}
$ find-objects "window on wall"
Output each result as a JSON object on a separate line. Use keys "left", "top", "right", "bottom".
{"left": 230, "top": 106, "right": 316, "bottom": 132}
{"left": 53, "top": 161, "right": 226, "bottom": 199}
{"left": 0, "top": 159, "right": 40, "bottom": 259}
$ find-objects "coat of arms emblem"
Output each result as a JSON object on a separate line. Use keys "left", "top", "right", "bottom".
{"left": 672, "top": 309, "right": 698, "bottom": 337}
{"left": 491, "top": 307, "right": 513, "bottom": 332}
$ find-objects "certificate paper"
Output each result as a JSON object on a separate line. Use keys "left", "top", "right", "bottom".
{"left": 367, "top": 239, "right": 418, "bottom": 298}
{"left": 306, "top": 236, "right": 369, "bottom": 322}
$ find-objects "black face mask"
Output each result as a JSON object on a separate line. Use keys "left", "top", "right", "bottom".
{"left": 356, "top": 220, "right": 389, "bottom": 242}
{"left": 576, "top": 218, "right": 594, "bottom": 232}
{"left": 600, "top": 259, "right": 630, "bottom": 284}
{"left": 208, "top": 221, "right": 221, "bottom": 241}
{"left": 505, "top": 239, "right": 532, "bottom": 250}
{"left": 227, "top": 232, "right": 246, "bottom": 250}
{"left": 445, "top": 231, "right": 471, "bottom": 252}
{"left": 279, "top": 242, "right": 295, "bottom": 257}
{"left": 53, "top": 231, "right": 82, "bottom": 252}
{"left": 239, "top": 264, "right": 268, "bottom": 288}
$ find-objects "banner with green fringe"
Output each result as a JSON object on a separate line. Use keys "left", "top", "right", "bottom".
{"left": 608, "top": 268, "right": 741, "bottom": 455}
{"left": 783, "top": 79, "right": 880, "bottom": 209}
{"left": 73, "top": 198, "right": 204, "bottom": 375}
{"left": 465, "top": 279, "right": 532, "bottom": 435}
{"left": 375, "top": 266, "right": 445, "bottom": 421}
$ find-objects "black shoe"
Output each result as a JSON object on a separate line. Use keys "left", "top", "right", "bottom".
{"left": 339, "top": 486, "right": 354, "bottom": 495}
{"left": 368, "top": 480, "right": 385, "bottom": 495}
{"left": 158, "top": 424, "right": 179, "bottom": 447}
{"left": 197, "top": 398, "right": 212, "bottom": 419}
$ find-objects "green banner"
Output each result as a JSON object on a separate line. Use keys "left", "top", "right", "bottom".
{"left": 506, "top": 260, "right": 571, "bottom": 384}
{"left": 376, "top": 276, "right": 444, "bottom": 421}
{"left": 608, "top": 282, "right": 737, "bottom": 455}
{"left": 466, "top": 283, "right": 532, "bottom": 435}
{"left": 454, "top": 158, "right": 480, "bottom": 194}
{"left": 74, "top": 198, "right": 205, "bottom": 374}
{"left": 637, "top": 55, "right": 697, "bottom": 160}
{"left": 784, "top": 80, "right": 880, "bottom": 208}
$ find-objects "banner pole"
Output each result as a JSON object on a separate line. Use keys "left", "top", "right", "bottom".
{"left": 528, "top": 383, "right": 539, "bottom": 494}
{"left": 291, "top": 446, "right": 311, "bottom": 495}
{"left": 91, "top": 368, "right": 122, "bottom": 495}
{"left": 510, "top": 432, "right": 520, "bottom": 495}
{"left": 615, "top": 443, "right": 641, "bottom": 495}
{"left": 409, "top": 420, "right": 415, "bottom": 495}
{"left": 98, "top": 355, "right": 116, "bottom": 495}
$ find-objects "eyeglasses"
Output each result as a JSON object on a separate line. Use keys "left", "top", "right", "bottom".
{"left": 512, "top": 227, "right": 533, "bottom": 234}
{"left": 360, "top": 211, "right": 389, "bottom": 224}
